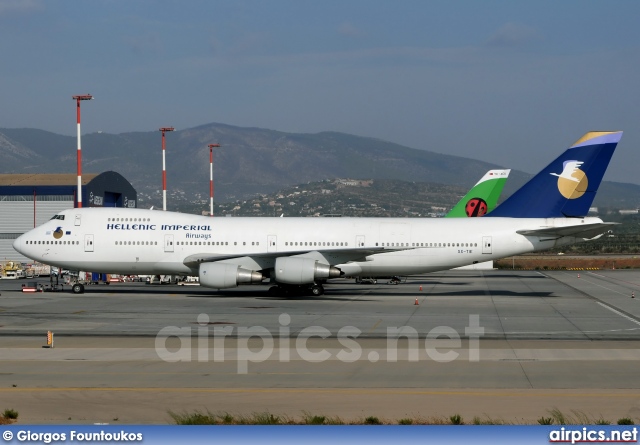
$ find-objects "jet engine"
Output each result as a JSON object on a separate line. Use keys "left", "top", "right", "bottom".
{"left": 199, "top": 262, "right": 263, "bottom": 289}
{"left": 274, "top": 257, "right": 342, "bottom": 285}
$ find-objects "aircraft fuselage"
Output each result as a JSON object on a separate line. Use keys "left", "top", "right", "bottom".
{"left": 13, "top": 208, "right": 595, "bottom": 278}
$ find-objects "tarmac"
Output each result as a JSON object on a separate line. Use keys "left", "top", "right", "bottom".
{"left": 1, "top": 269, "right": 640, "bottom": 424}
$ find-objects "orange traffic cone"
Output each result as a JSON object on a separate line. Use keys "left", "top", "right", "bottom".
{"left": 414, "top": 298, "right": 419, "bottom": 305}
{"left": 419, "top": 285, "right": 423, "bottom": 291}
{"left": 577, "top": 273, "right": 580, "bottom": 278}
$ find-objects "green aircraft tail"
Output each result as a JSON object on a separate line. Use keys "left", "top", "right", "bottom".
{"left": 445, "top": 169, "right": 510, "bottom": 218}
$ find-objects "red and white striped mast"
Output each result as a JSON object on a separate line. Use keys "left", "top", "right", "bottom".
{"left": 72, "top": 94, "right": 93, "bottom": 208}
{"left": 208, "top": 143, "right": 220, "bottom": 216}
{"left": 159, "top": 127, "right": 175, "bottom": 211}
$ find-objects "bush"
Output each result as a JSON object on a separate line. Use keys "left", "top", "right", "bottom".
{"left": 251, "top": 413, "right": 281, "bottom": 425}
{"left": 364, "top": 416, "right": 382, "bottom": 425}
{"left": 617, "top": 418, "right": 634, "bottom": 425}
{"left": 2, "top": 409, "right": 18, "bottom": 420}
{"left": 168, "top": 410, "right": 215, "bottom": 425}
{"left": 303, "top": 413, "right": 326, "bottom": 425}
{"left": 449, "top": 414, "right": 464, "bottom": 425}
{"left": 538, "top": 417, "right": 553, "bottom": 425}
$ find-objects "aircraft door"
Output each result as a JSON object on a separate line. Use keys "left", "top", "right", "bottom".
{"left": 482, "top": 236, "right": 492, "bottom": 254}
{"left": 267, "top": 235, "right": 277, "bottom": 252}
{"left": 84, "top": 234, "right": 94, "bottom": 252}
{"left": 356, "top": 235, "right": 365, "bottom": 247}
{"left": 164, "top": 234, "right": 174, "bottom": 253}
{"left": 75, "top": 215, "right": 81, "bottom": 226}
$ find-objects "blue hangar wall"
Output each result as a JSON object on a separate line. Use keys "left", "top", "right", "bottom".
{"left": 0, "top": 171, "right": 137, "bottom": 263}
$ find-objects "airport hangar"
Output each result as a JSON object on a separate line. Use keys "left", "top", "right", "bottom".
{"left": 0, "top": 171, "right": 136, "bottom": 262}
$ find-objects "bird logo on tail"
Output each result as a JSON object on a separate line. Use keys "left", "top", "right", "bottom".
{"left": 550, "top": 160, "right": 588, "bottom": 199}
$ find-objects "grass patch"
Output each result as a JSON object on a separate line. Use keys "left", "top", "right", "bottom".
{"left": 218, "top": 413, "right": 235, "bottom": 424}
{"left": 363, "top": 416, "right": 382, "bottom": 425}
{"left": 0, "top": 408, "right": 18, "bottom": 425}
{"left": 302, "top": 411, "right": 326, "bottom": 425}
{"left": 472, "top": 415, "right": 505, "bottom": 425}
{"left": 449, "top": 414, "right": 464, "bottom": 425}
{"left": 249, "top": 412, "right": 282, "bottom": 425}
{"left": 167, "top": 409, "right": 633, "bottom": 425}
{"left": 548, "top": 408, "right": 569, "bottom": 425}
{"left": 169, "top": 410, "right": 291, "bottom": 425}
{"left": 546, "top": 408, "right": 621, "bottom": 425}
{"left": 169, "top": 409, "right": 216, "bottom": 425}
{"left": 618, "top": 418, "right": 635, "bottom": 425}
{"left": 538, "top": 416, "right": 553, "bottom": 425}
{"left": 2, "top": 409, "right": 18, "bottom": 420}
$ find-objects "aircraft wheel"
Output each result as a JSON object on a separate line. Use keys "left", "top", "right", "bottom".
{"left": 72, "top": 283, "right": 85, "bottom": 294}
{"left": 310, "top": 284, "right": 324, "bottom": 296}
{"left": 268, "top": 285, "right": 280, "bottom": 296}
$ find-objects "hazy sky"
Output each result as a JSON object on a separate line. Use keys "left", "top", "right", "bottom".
{"left": 1, "top": 0, "right": 639, "bottom": 185}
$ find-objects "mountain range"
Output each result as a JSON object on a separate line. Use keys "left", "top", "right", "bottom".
{"left": 0, "top": 123, "right": 638, "bottom": 210}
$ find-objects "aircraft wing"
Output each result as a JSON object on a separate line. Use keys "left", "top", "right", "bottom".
{"left": 516, "top": 222, "right": 618, "bottom": 239}
{"left": 182, "top": 246, "right": 411, "bottom": 269}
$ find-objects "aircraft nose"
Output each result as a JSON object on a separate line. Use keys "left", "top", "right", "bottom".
{"left": 13, "top": 234, "right": 23, "bottom": 254}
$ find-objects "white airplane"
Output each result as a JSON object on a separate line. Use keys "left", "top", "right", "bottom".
{"left": 13, "top": 131, "right": 622, "bottom": 296}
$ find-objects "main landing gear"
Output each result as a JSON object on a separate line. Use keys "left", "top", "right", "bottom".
{"left": 71, "top": 283, "right": 85, "bottom": 294}
{"left": 268, "top": 283, "right": 325, "bottom": 297}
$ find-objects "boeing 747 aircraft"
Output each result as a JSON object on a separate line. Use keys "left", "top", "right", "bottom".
{"left": 13, "top": 131, "right": 621, "bottom": 296}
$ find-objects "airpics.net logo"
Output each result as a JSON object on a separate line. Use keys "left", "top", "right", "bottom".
{"left": 549, "top": 427, "right": 638, "bottom": 444}
{"left": 154, "top": 313, "right": 485, "bottom": 374}
{"left": 550, "top": 160, "right": 588, "bottom": 199}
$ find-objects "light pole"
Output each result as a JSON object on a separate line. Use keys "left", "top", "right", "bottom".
{"left": 72, "top": 94, "right": 93, "bottom": 208}
{"left": 159, "top": 127, "right": 175, "bottom": 211}
{"left": 208, "top": 143, "right": 220, "bottom": 216}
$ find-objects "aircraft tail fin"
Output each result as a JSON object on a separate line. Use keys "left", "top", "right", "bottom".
{"left": 446, "top": 169, "right": 510, "bottom": 217}
{"left": 486, "top": 131, "right": 622, "bottom": 218}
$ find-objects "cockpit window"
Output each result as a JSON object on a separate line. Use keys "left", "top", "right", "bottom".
{"left": 50, "top": 215, "right": 65, "bottom": 221}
